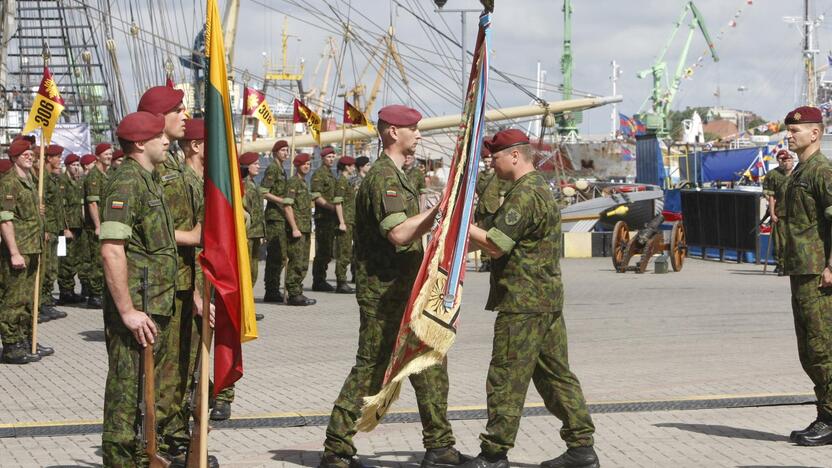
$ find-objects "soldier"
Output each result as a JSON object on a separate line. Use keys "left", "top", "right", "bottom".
{"left": 474, "top": 146, "right": 507, "bottom": 273}
{"left": 464, "top": 129, "right": 599, "bottom": 468}
{"left": 310, "top": 146, "right": 339, "bottom": 292}
{"left": 77, "top": 153, "right": 97, "bottom": 298}
{"left": 80, "top": 153, "right": 96, "bottom": 175}
{"left": 332, "top": 155, "right": 356, "bottom": 294}
{"left": 38, "top": 144, "right": 67, "bottom": 321}
{"left": 99, "top": 111, "right": 177, "bottom": 465}
{"left": 779, "top": 106, "right": 832, "bottom": 446}
{"left": 240, "top": 152, "right": 266, "bottom": 285}
{"left": 57, "top": 153, "right": 86, "bottom": 305}
{"left": 137, "top": 85, "right": 210, "bottom": 464}
{"left": 83, "top": 143, "right": 113, "bottom": 309}
{"left": 0, "top": 139, "right": 53, "bottom": 364}
{"left": 404, "top": 152, "right": 427, "bottom": 208}
{"left": 350, "top": 156, "right": 371, "bottom": 190}
{"left": 282, "top": 153, "right": 316, "bottom": 306}
{"left": 261, "top": 140, "right": 289, "bottom": 302}
{"left": 109, "top": 149, "right": 124, "bottom": 173}
{"left": 320, "top": 105, "right": 468, "bottom": 468}
{"left": 763, "top": 149, "right": 795, "bottom": 275}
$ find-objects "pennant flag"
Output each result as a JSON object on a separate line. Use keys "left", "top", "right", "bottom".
{"left": 357, "top": 9, "right": 492, "bottom": 432}
{"left": 619, "top": 113, "right": 636, "bottom": 137}
{"left": 166, "top": 76, "right": 175, "bottom": 89}
{"left": 293, "top": 98, "right": 322, "bottom": 144}
{"left": 343, "top": 100, "right": 374, "bottom": 132}
{"left": 22, "top": 67, "right": 65, "bottom": 143}
{"left": 633, "top": 116, "right": 647, "bottom": 136}
{"left": 243, "top": 86, "right": 276, "bottom": 137}
{"left": 199, "top": 0, "right": 258, "bottom": 396}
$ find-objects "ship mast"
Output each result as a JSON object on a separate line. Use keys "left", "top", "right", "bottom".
{"left": 557, "top": 0, "right": 579, "bottom": 143}
{"left": 804, "top": 0, "right": 817, "bottom": 106}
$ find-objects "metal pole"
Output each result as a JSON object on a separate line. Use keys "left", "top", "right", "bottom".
{"left": 611, "top": 60, "right": 619, "bottom": 138}
{"left": 461, "top": 11, "right": 467, "bottom": 107}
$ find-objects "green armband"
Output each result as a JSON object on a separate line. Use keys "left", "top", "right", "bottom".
{"left": 486, "top": 227, "right": 516, "bottom": 254}
{"left": 380, "top": 212, "right": 408, "bottom": 237}
{"left": 99, "top": 221, "right": 132, "bottom": 240}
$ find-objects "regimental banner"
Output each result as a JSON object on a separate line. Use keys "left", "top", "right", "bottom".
{"left": 243, "top": 86, "right": 276, "bottom": 137}
{"left": 343, "top": 100, "right": 374, "bottom": 132}
{"left": 293, "top": 98, "right": 322, "bottom": 144}
{"left": 22, "top": 67, "right": 65, "bottom": 143}
{"left": 356, "top": 10, "right": 492, "bottom": 432}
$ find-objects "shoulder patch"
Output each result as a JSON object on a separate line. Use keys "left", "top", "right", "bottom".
{"left": 504, "top": 208, "right": 521, "bottom": 226}
{"left": 111, "top": 200, "right": 126, "bottom": 210}
{"left": 385, "top": 190, "right": 398, "bottom": 197}
{"left": 161, "top": 173, "right": 179, "bottom": 182}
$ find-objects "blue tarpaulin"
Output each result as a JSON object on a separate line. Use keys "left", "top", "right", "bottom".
{"left": 636, "top": 135, "right": 665, "bottom": 187}
{"left": 681, "top": 147, "right": 761, "bottom": 184}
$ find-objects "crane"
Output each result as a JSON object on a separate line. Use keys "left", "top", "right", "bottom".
{"left": 304, "top": 37, "right": 338, "bottom": 114}
{"left": 636, "top": 1, "right": 718, "bottom": 137}
{"left": 344, "top": 26, "right": 408, "bottom": 118}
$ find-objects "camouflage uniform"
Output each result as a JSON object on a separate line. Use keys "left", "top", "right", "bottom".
{"left": 41, "top": 172, "right": 64, "bottom": 305}
{"left": 83, "top": 165, "right": 109, "bottom": 298}
{"left": 156, "top": 152, "right": 201, "bottom": 452}
{"left": 261, "top": 159, "right": 287, "bottom": 297}
{"left": 406, "top": 166, "right": 427, "bottom": 196}
{"left": 332, "top": 174, "right": 355, "bottom": 283}
{"left": 244, "top": 177, "right": 266, "bottom": 284}
{"left": 58, "top": 172, "right": 84, "bottom": 294}
{"left": 283, "top": 174, "right": 312, "bottom": 297}
{"left": 475, "top": 170, "right": 507, "bottom": 268}
{"left": 311, "top": 165, "right": 337, "bottom": 285}
{"left": 324, "top": 154, "right": 455, "bottom": 457}
{"left": 479, "top": 171, "right": 594, "bottom": 458}
{"left": 783, "top": 150, "right": 832, "bottom": 423}
{"left": 763, "top": 167, "right": 790, "bottom": 270}
{"left": 99, "top": 157, "right": 178, "bottom": 466}
{"left": 0, "top": 171, "right": 44, "bottom": 346}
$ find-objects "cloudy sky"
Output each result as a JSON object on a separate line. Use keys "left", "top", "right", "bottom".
{"left": 109, "top": 0, "right": 828, "bottom": 135}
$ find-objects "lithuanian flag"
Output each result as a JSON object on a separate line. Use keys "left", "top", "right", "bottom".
{"left": 199, "top": 0, "right": 258, "bottom": 395}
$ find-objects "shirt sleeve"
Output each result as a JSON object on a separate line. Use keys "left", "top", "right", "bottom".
{"left": 99, "top": 178, "right": 136, "bottom": 240}
{"left": 0, "top": 179, "right": 15, "bottom": 222}
{"left": 85, "top": 174, "right": 101, "bottom": 203}
{"left": 817, "top": 165, "right": 832, "bottom": 220}
{"left": 282, "top": 178, "right": 297, "bottom": 206}
{"left": 487, "top": 191, "right": 536, "bottom": 255}
{"left": 332, "top": 178, "right": 346, "bottom": 204}
{"left": 374, "top": 173, "right": 408, "bottom": 237}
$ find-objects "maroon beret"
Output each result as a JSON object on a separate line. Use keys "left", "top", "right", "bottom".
{"left": 272, "top": 140, "right": 288, "bottom": 153}
{"left": 112, "top": 149, "right": 125, "bottom": 161}
{"left": 776, "top": 149, "right": 791, "bottom": 159}
{"left": 8, "top": 139, "right": 32, "bottom": 157}
{"left": 64, "top": 153, "right": 80, "bottom": 165}
{"left": 481, "top": 144, "right": 492, "bottom": 157}
{"left": 137, "top": 86, "right": 185, "bottom": 114}
{"left": 239, "top": 152, "right": 259, "bottom": 166}
{"left": 46, "top": 144, "right": 64, "bottom": 156}
{"left": 13, "top": 134, "right": 36, "bottom": 144}
{"left": 320, "top": 146, "right": 335, "bottom": 157}
{"left": 0, "top": 158, "right": 11, "bottom": 173}
{"left": 80, "top": 154, "right": 97, "bottom": 166}
{"left": 116, "top": 112, "right": 166, "bottom": 143}
{"left": 485, "top": 129, "right": 530, "bottom": 153}
{"left": 293, "top": 153, "right": 311, "bottom": 167}
{"left": 785, "top": 106, "right": 823, "bottom": 125}
{"left": 378, "top": 104, "right": 422, "bottom": 126}
{"left": 339, "top": 156, "right": 356, "bottom": 165}
{"left": 95, "top": 143, "right": 112, "bottom": 155}
{"left": 183, "top": 119, "right": 205, "bottom": 140}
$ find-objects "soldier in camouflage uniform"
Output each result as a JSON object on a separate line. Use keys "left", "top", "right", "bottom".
{"left": 332, "top": 156, "right": 356, "bottom": 294}
{"left": 404, "top": 153, "right": 428, "bottom": 209}
{"left": 311, "top": 146, "right": 339, "bottom": 292}
{"left": 240, "top": 152, "right": 266, "bottom": 284}
{"left": 474, "top": 147, "right": 508, "bottom": 273}
{"left": 38, "top": 144, "right": 67, "bottom": 321}
{"left": 77, "top": 153, "right": 97, "bottom": 298}
{"left": 780, "top": 106, "right": 832, "bottom": 447}
{"left": 763, "top": 149, "right": 795, "bottom": 275}
{"left": 261, "top": 140, "right": 290, "bottom": 302}
{"left": 0, "top": 140, "right": 51, "bottom": 364}
{"left": 109, "top": 149, "right": 125, "bottom": 174}
{"left": 465, "top": 129, "right": 598, "bottom": 468}
{"left": 100, "top": 111, "right": 177, "bottom": 465}
{"left": 320, "top": 105, "right": 467, "bottom": 468}
{"left": 83, "top": 143, "right": 113, "bottom": 309}
{"left": 282, "top": 153, "right": 316, "bottom": 306}
{"left": 57, "top": 154, "right": 86, "bottom": 304}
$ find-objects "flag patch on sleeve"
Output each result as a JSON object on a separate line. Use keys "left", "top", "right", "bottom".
{"left": 111, "top": 200, "right": 125, "bottom": 209}
{"left": 385, "top": 190, "right": 398, "bottom": 197}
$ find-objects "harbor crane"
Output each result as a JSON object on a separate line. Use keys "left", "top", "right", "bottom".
{"left": 636, "top": 1, "right": 718, "bottom": 137}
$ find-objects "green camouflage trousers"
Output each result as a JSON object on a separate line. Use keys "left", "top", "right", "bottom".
{"left": 313, "top": 220, "right": 335, "bottom": 283}
{"left": 334, "top": 225, "right": 353, "bottom": 283}
{"left": 84, "top": 229, "right": 103, "bottom": 296}
{"left": 58, "top": 230, "right": 81, "bottom": 292}
{"left": 0, "top": 253, "right": 37, "bottom": 345}
{"left": 480, "top": 311, "right": 595, "bottom": 458}
{"left": 216, "top": 384, "right": 235, "bottom": 403}
{"left": 791, "top": 274, "right": 832, "bottom": 421}
{"left": 264, "top": 220, "right": 287, "bottom": 295}
{"left": 324, "top": 309, "right": 455, "bottom": 456}
{"left": 40, "top": 235, "right": 58, "bottom": 304}
{"left": 101, "top": 302, "right": 176, "bottom": 466}
{"left": 157, "top": 290, "right": 196, "bottom": 452}
{"left": 772, "top": 220, "right": 787, "bottom": 271}
{"left": 77, "top": 229, "right": 91, "bottom": 293}
{"left": 285, "top": 232, "right": 310, "bottom": 297}
{"left": 249, "top": 238, "right": 262, "bottom": 285}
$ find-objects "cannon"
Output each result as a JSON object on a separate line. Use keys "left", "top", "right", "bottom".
{"left": 611, "top": 214, "right": 687, "bottom": 273}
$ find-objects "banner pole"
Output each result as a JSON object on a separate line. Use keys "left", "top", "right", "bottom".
{"left": 198, "top": 281, "right": 212, "bottom": 468}
{"left": 30, "top": 135, "right": 47, "bottom": 355}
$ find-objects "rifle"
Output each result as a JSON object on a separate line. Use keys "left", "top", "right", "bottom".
{"left": 138, "top": 267, "right": 171, "bottom": 468}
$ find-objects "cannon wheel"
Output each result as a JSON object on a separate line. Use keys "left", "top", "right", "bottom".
{"left": 670, "top": 221, "right": 687, "bottom": 272}
{"left": 611, "top": 221, "right": 630, "bottom": 272}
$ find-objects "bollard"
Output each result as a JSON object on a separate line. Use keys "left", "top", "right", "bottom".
{"left": 654, "top": 255, "right": 669, "bottom": 274}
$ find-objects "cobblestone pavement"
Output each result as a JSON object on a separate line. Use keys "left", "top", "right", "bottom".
{"left": 3, "top": 257, "right": 829, "bottom": 466}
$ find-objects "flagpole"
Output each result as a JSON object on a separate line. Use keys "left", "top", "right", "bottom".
{"left": 239, "top": 116, "right": 248, "bottom": 157}
{"left": 341, "top": 123, "right": 348, "bottom": 159}
{"left": 196, "top": 280, "right": 212, "bottom": 468}
{"left": 289, "top": 122, "right": 297, "bottom": 177}
{"left": 30, "top": 133, "right": 47, "bottom": 355}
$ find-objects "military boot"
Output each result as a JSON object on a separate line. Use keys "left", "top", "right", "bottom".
{"left": 458, "top": 455, "right": 508, "bottom": 468}
{"left": 263, "top": 290, "right": 283, "bottom": 303}
{"left": 421, "top": 446, "right": 472, "bottom": 467}
{"left": 43, "top": 304, "right": 67, "bottom": 319}
{"left": 58, "top": 289, "right": 85, "bottom": 305}
{"left": 167, "top": 444, "right": 219, "bottom": 468}
{"left": 86, "top": 296, "right": 102, "bottom": 309}
{"left": 795, "top": 420, "right": 832, "bottom": 446}
{"left": 791, "top": 419, "right": 824, "bottom": 442}
{"left": 540, "top": 447, "right": 600, "bottom": 468}
{"left": 288, "top": 294, "right": 316, "bottom": 306}
{"left": 1, "top": 343, "right": 41, "bottom": 364}
{"left": 28, "top": 341, "right": 55, "bottom": 357}
{"left": 318, "top": 452, "right": 369, "bottom": 468}
{"left": 37, "top": 308, "right": 53, "bottom": 323}
{"left": 335, "top": 282, "right": 355, "bottom": 294}
{"left": 312, "top": 280, "right": 335, "bottom": 292}
{"left": 210, "top": 400, "right": 231, "bottom": 421}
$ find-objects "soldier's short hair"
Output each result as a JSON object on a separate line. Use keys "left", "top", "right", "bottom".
{"left": 515, "top": 143, "right": 533, "bottom": 161}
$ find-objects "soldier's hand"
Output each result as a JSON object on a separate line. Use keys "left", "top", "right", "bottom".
{"left": 44, "top": 232, "right": 51, "bottom": 241}
{"left": 192, "top": 291, "right": 216, "bottom": 328}
{"left": 10, "top": 253, "right": 26, "bottom": 269}
{"left": 771, "top": 214, "right": 779, "bottom": 224}
{"left": 122, "top": 309, "right": 158, "bottom": 347}
{"left": 821, "top": 267, "right": 832, "bottom": 288}
{"left": 292, "top": 229, "right": 302, "bottom": 239}
{"left": 63, "top": 229, "right": 74, "bottom": 240}
{"left": 338, "top": 223, "right": 347, "bottom": 232}
{"left": 94, "top": 226, "right": 100, "bottom": 237}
